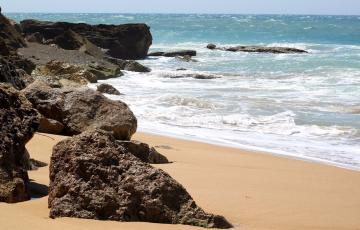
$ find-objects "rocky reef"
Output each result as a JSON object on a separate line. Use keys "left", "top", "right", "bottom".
{"left": 207, "top": 43, "right": 308, "bottom": 54}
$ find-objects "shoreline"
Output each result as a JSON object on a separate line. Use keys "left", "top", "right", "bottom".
{"left": 138, "top": 128, "right": 360, "bottom": 172}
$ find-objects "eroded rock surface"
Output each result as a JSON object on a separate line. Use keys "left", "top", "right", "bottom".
{"left": 206, "top": 44, "right": 307, "bottom": 54}
{"left": 97, "top": 83, "right": 121, "bottom": 95}
{"left": 49, "top": 130, "right": 232, "bottom": 229}
{"left": 0, "top": 84, "right": 39, "bottom": 203}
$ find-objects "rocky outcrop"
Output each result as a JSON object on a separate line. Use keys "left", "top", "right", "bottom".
{"left": 22, "top": 81, "right": 137, "bottom": 139}
{"left": 20, "top": 20, "right": 152, "bottom": 59}
{"left": 148, "top": 50, "right": 197, "bottom": 57}
{"left": 0, "top": 84, "right": 39, "bottom": 203}
{"left": 0, "top": 58, "right": 27, "bottom": 89}
{"left": 49, "top": 130, "right": 232, "bottom": 228}
{"left": 87, "top": 63, "right": 123, "bottom": 80}
{"left": 169, "top": 73, "right": 219, "bottom": 80}
{"left": 206, "top": 44, "right": 308, "bottom": 54}
{"left": 0, "top": 13, "right": 26, "bottom": 52}
{"left": 123, "top": 60, "right": 151, "bottom": 72}
{"left": 97, "top": 83, "right": 121, "bottom": 95}
{"left": 119, "top": 140, "right": 169, "bottom": 164}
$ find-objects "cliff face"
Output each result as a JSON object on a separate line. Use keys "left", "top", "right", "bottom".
{"left": 20, "top": 20, "right": 152, "bottom": 59}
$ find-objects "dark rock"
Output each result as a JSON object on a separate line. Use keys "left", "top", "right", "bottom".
{"left": 97, "top": 83, "right": 121, "bottom": 95}
{"left": 20, "top": 20, "right": 152, "bottom": 59}
{"left": 175, "top": 55, "right": 198, "bottom": 62}
{"left": 148, "top": 50, "right": 197, "bottom": 57}
{"left": 0, "top": 13, "right": 26, "bottom": 52}
{"left": 176, "top": 68, "right": 187, "bottom": 71}
{"left": 87, "top": 63, "right": 123, "bottom": 80}
{"left": 123, "top": 60, "right": 151, "bottom": 72}
{"left": 206, "top": 43, "right": 308, "bottom": 54}
{"left": 119, "top": 140, "right": 169, "bottom": 164}
{"left": 25, "top": 32, "right": 44, "bottom": 44}
{"left": 38, "top": 116, "right": 64, "bottom": 135}
{"left": 0, "top": 84, "right": 39, "bottom": 203}
{"left": 206, "top": 44, "right": 216, "bottom": 50}
{"left": 49, "top": 130, "right": 232, "bottom": 229}
{"left": 29, "top": 158, "right": 48, "bottom": 171}
{"left": 0, "top": 58, "right": 27, "bottom": 89}
{"left": 170, "top": 74, "right": 219, "bottom": 80}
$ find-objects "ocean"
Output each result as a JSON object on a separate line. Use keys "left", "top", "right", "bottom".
{"left": 8, "top": 13, "right": 360, "bottom": 170}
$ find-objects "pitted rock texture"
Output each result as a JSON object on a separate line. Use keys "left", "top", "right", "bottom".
{"left": 49, "top": 131, "right": 232, "bottom": 229}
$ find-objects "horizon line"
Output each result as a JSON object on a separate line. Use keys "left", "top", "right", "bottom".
{"left": 4, "top": 11, "right": 360, "bottom": 17}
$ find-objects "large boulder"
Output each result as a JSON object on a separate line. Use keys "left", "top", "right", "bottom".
{"left": 20, "top": 20, "right": 152, "bottom": 59}
{"left": 22, "top": 81, "right": 137, "bottom": 140}
{"left": 0, "top": 84, "right": 39, "bottom": 203}
{"left": 49, "top": 130, "right": 232, "bottom": 229}
{"left": 62, "top": 88, "right": 137, "bottom": 140}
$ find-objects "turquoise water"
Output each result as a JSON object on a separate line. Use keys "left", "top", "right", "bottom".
{"left": 9, "top": 13, "right": 360, "bottom": 169}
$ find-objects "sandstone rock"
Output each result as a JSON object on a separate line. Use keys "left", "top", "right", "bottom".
{"left": 97, "top": 83, "right": 121, "bottom": 95}
{"left": 119, "top": 140, "right": 169, "bottom": 164}
{"left": 49, "top": 130, "right": 232, "bottom": 229}
{"left": 0, "top": 84, "right": 39, "bottom": 203}
{"left": 206, "top": 43, "right": 308, "bottom": 54}
{"left": 148, "top": 50, "right": 197, "bottom": 57}
{"left": 20, "top": 20, "right": 152, "bottom": 59}
{"left": 38, "top": 60, "right": 98, "bottom": 84}
{"left": 22, "top": 81, "right": 137, "bottom": 139}
{"left": 62, "top": 89, "right": 137, "bottom": 140}
{"left": 38, "top": 116, "right": 64, "bottom": 135}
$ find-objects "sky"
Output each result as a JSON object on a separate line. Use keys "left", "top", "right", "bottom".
{"left": 1, "top": 0, "right": 360, "bottom": 15}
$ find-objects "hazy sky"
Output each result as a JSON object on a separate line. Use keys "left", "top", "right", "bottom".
{"left": 1, "top": 0, "right": 360, "bottom": 15}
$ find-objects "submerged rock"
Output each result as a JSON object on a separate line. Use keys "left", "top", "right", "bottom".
{"left": 49, "top": 130, "right": 232, "bottom": 229}
{"left": 20, "top": 20, "right": 152, "bottom": 59}
{"left": 0, "top": 84, "right": 39, "bottom": 203}
{"left": 97, "top": 83, "right": 121, "bottom": 95}
{"left": 148, "top": 50, "right": 197, "bottom": 57}
{"left": 206, "top": 43, "right": 308, "bottom": 54}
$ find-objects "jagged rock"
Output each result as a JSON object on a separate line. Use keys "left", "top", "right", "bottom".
{"left": 123, "top": 60, "right": 151, "bottom": 72}
{"left": 105, "top": 57, "right": 151, "bottom": 73}
{"left": 0, "top": 84, "right": 39, "bottom": 203}
{"left": 119, "top": 140, "right": 169, "bottom": 164}
{"left": 206, "top": 43, "right": 308, "bottom": 54}
{"left": 97, "top": 83, "right": 121, "bottom": 95}
{"left": 49, "top": 130, "right": 232, "bottom": 229}
{"left": 0, "top": 13, "right": 26, "bottom": 52}
{"left": 20, "top": 20, "right": 152, "bottom": 59}
{"left": 0, "top": 58, "right": 27, "bottom": 90}
{"left": 87, "top": 63, "right": 123, "bottom": 80}
{"left": 38, "top": 60, "right": 98, "bottom": 84}
{"left": 148, "top": 50, "right": 197, "bottom": 57}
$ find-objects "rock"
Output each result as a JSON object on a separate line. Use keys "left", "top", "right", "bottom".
{"left": 104, "top": 57, "right": 151, "bottom": 73}
{"left": 119, "top": 140, "right": 169, "bottom": 164}
{"left": 0, "top": 13, "right": 26, "bottom": 52}
{"left": 0, "top": 58, "right": 27, "bottom": 89}
{"left": 176, "top": 68, "right": 187, "bottom": 71}
{"left": 0, "top": 84, "right": 39, "bottom": 203}
{"left": 206, "top": 44, "right": 216, "bottom": 50}
{"left": 38, "top": 116, "right": 64, "bottom": 135}
{"left": 25, "top": 32, "right": 44, "bottom": 43}
{"left": 62, "top": 89, "right": 137, "bottom": 140}
{"left": 148, "top": 50, "right": 197, "bottom": 57}
{"left": 87, "top": 63, "right": 123, "bottom": 80}
{"left": 29, "top": 158, "right": 48, "bottom": 170}
{"left": 170, "top": 74, "right": 219, "bottom": 80}
{"left": 21, "top": 80, "right": 65, "bottom": 122}
{"left": 53, "top": 29, "right": 105, "bottom": 59}
{"left": 123, "top": 60, "right": 151, "bottom": 72}
{"left": 22, "top": 81, "right": 137, "bottom": 140}
{"left": 20, "top": 20, "right": 152, "bottom": 59}
{"left": 49, "top": 130, "right": 232, "bottom": 229}
{"left": 175, "top": 55, "right": 198, "bottom": 62}
{"left": 38, "top": 60, "right": 98, "bottom": 84}
{"left": 206, "top": 43, "right": 308, "bottom": 54}
{"left": 97, "top": 83, "right": 121, "bottom": 95}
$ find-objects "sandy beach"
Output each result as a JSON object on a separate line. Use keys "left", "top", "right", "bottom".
{"left": 0, "top": 132, "right": 359, "bottom": 230}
